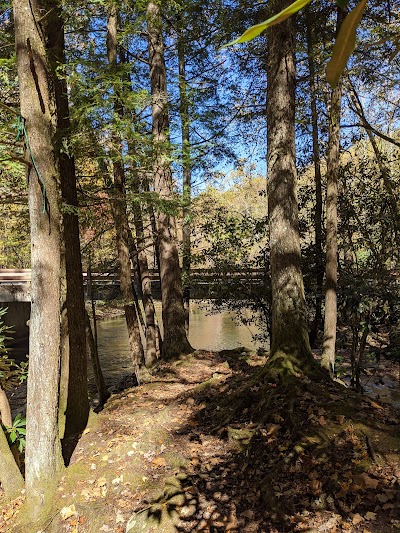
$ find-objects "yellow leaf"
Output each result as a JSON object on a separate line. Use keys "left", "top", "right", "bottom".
{"left": 368, "top": 400, "right": 384, "bottom": 410}
{"left": 265, "top": 423, "right": 281, "bottom": 436}
{"left": 326, "top": 0, "right": 368, "bottom": 88}
{"left": 224, "top": 0, "right": 313, "bottom": 47}
{"left": 60, "top": 504, "right": 77, "bottom": 520}
{"left": 152, "top": 456, "right": 167, "bottom": 467}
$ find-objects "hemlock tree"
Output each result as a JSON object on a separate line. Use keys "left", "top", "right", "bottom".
{"left": 14, "top": 0, "right": 89, "bottom": 518}
{"left": 14, "top": 0, "right": 64, "bottom": 518}
{"left": 305, "top": 5, "right": 324, "bottom": 346}
{"left": 54, "top": 4, "right": 90, "bottom": 463}
{"left": 131, "top": 172, "right": 160, "bottom": 365}
{"left": 146, "top": 0, "right": 192, "bottom": 359}
{"left": 266, "top": 0, "right": 316, "bottom": 376}
{"left": 321, "top": 8, "right": 346, "bottom": 375}
{"left": 107, "top": 3, "right": 145, "bottom": 379}
{"left": 177, "top": 15, "right": 192, "bottom": 333}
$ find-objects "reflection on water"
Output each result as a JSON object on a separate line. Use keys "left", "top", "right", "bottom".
{"left": 186, "top": 302, "right": 258, "bottom": 352}
{"left": 95, "top": 302, "right": 259, "bottom": 386}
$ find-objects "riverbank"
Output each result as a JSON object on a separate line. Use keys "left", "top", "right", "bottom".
{"left": 88, "top": 301, "right": 125, "bottom": 321}
{"left": 2, "top": 348, "right": 400, "bottom": 532}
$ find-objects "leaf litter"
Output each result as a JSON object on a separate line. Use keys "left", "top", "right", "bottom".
{"left": 0, "top": 348, "right": 399, "bottom": 532}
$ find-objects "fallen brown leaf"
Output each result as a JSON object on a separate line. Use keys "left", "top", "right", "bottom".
{"left": 152, "top": 456, "right": 167, "bottom": 467}
{"left": 352, "top": 513, "right": 364, "bottom": 525}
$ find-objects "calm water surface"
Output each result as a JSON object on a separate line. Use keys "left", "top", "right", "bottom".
{"left": 95, "top": 301, "right": 258, "bottom": 386}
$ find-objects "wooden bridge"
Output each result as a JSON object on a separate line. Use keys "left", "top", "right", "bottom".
{"left": 0, "top": 268, "right": 266, "bottom": 302}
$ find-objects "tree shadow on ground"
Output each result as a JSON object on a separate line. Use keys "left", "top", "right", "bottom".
{"left": 131, "top": 349, "right": 400, "bottom": 532}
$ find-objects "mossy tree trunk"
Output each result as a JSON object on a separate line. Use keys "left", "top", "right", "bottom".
{"left": 146, "top": 0, "right": 192, "bottom": 359}
{"left": 266, "top": 0, "right": 314, "bottom": 377}
{"left": 14, "top": 0, "right": 65, "bottom": 519}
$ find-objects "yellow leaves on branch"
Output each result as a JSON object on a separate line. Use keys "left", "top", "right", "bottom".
{"left": 326, "top": 0, "right": 369, "bottom": 88}
{"left": 223, "top": 0, "right": 313, "bottom": 46}
{"left": 223, "top": 0, "right": 369, "bottom": 88}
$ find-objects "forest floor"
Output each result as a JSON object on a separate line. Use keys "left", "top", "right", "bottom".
{"left": 1, "top": 348, "right": 400, "bottom": 533}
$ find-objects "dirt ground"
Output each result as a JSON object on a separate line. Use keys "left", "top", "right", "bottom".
{"left": 1, "top": 348, "right": 400, "bottom": 533}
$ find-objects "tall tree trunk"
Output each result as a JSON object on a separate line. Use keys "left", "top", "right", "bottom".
{"left": 146, "top": 0, "right": 192, "bottom": 359}
{"left": 47, "top": 11, "right": 89, "bottom": 464}
{"left": 0, "top": 424, "right": 24, "bottom": 500}
{"left": 177, "top": 21, "right": 191, "bottom": 334}
{"left": 107, "top": 6, "right": 145, "bottom": 380}
{"left": 321, "top": 8, "right": 345, "bottom": 375}
{"left": 266, "top": 0, "right": 314, "bottom": 377}
{"left": 14, "top": 0, "right": 64, "bottom": 518}
{"left": 143, "top": 174, "right": 161, "bottom": 274}
{"left": 126, "top": 227, "right": 148, "bottom": 331}
{"left": 306, "top": 8, "right": 323, "bottom": 347}
{"left": 130, "top": 176, "right": 159, "bottom": 365}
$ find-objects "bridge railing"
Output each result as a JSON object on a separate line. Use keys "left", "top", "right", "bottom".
{"left": 0, "top": 268, "right": 266, "bottom": 283}
{"left": 0, "top": 269, "right": 32, "bottom": 282}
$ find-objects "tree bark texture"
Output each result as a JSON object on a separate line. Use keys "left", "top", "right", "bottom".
{"left": 131, "top": 176, "right": 159, "bottom": 365}
{"left": 107, "top": 7, "right": 145, "bottom": 379}
{"left": 0, "top": 385, "right": 12, "bottom": 428}
{"left": 177, "top": 22, "right": 191, "bottom": 334}
{"left": 14, "top": 0, "right": 64, "bottom": 517}
{"left": 306, "top": 8, "right": 324, "bottom": 347}
{"left": 321, "top": 8, "right": 345, "bottom": 375}
{"left": 266, "top": 1, "right": 313, "bottom": 375}
{"left": 45, "top": 11, "right": 89, "bottom": 463}
{"left": 146, "top": 0, "right": 192, "bottom": 359}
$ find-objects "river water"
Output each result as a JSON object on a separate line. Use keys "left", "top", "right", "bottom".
{"left": 7, "top": 301, "right": 400, "bottom": 409}
{"left": 95, "top": 302, "right": 259, "bottom": 389}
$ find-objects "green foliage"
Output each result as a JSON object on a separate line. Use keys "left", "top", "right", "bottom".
{"left": 4, "top": 413, "right": 26, "bottom": 453}
{"left": 0, "top": 308, "right": 28, "bottom": 391}
{"left": 0, "top": 309, "right": 27, "bottom": 453}
{"left": 193, "top": 172, "right": 271, "bottom": 343}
